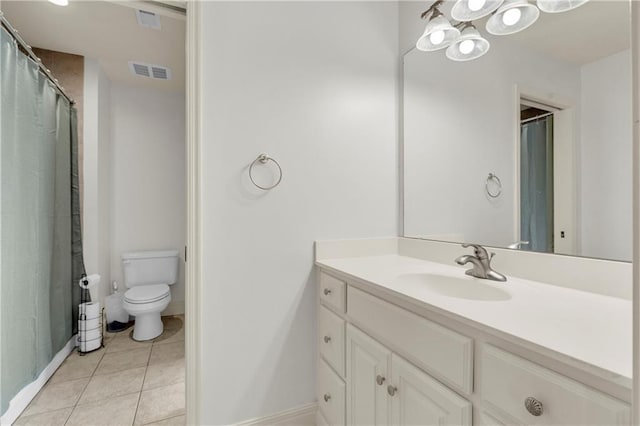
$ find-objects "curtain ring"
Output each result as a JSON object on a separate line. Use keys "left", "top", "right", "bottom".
{"left": 486, "top": 173, "right": 502, "bottom": 198}
{"left": 249, "top": 154, "right": 282, "bottom": 190}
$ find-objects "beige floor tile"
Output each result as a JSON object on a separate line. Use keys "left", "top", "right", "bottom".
{"left": 78, "top": 366, "right": 146, "bottom": 405}
{"left": 153, "top": 327, "right": 184, "bottom": 346}
{"left": 14, "top": 407, "right": 72, "bottom": 426}
{"left": 66, "top": 392, "right": 139, "bottom": 426}
{"left": 143, "top": 360, "right": 185, "bottom": 391}
{"left": 144, "top": 415, "right": 186, "bottom": 426}
{"left": 94, "top": 347, "right": 151, "bottom": 376}
{"left": 149, "top": 342, "right": 184, "bottom": 366}
{"left": 106, "top": 332, "right": 153, "bottom": 353}
{"left": 22, "top": 377, "right": 89, "bottom": 417}
{"left": 48, "top": 349, "right": 105, "bottom": 384}
{"left": 134, "top": 382, "right": 185, "bottom": 425}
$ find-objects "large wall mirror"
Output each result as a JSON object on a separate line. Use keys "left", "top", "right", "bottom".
{"left": 403, "top": 0, "right": 632, "bottom": 262}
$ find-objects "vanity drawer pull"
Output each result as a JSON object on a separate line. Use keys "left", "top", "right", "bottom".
{"left": 387, "top": 385, "right": 397, "bottom": 396}
{"left": 319, "top": 272, "right": 346, "bottom": 313}
{"left": 324, "top": 335, "right": 332, "bottom": 343}
{"left": 324, "top": 393, "right": 331, "bottom": 402}
{"left": 376, "top": 375, "right": 386, "bottom": 386}
{"left": 525, "top": 397, "right": 543, "bottom": 416}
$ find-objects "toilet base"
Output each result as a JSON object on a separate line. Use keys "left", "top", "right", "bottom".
{"left": 132, "top": 313, "right": 163, "bottom": 341}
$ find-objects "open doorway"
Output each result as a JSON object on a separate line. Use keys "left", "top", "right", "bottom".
{"left": 0, "top": 1, "right": 188, "bottom": 424}
{"left": 517, "top": 95, "right": 576, "bottom": 256}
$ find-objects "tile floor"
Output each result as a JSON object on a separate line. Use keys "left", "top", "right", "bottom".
{"left": 15, "top": 316, "right": 185, "bottom": 426}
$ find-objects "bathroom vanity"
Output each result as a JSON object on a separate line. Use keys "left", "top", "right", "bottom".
{"left": 315, "top": 238, "right": 632, "bottom": 426}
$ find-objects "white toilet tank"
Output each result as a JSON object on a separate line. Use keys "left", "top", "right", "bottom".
{"left": 122, "top": 250, "right": 179, "bottom": 288}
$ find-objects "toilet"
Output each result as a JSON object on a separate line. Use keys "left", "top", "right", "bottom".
{"left": 121, "top": 250, "right": 179, "bottom": 341}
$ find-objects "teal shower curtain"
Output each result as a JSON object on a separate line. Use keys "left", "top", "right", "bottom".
{"left": 520, "top": 116, "right": 554, "bottom": 253}
{"left": 0, "top": 26, "right": 84, "bottom": 414}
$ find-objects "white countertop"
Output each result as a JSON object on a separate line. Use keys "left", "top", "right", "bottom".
{"left": 316, "top": 254, "right": 632, "bottom": 381}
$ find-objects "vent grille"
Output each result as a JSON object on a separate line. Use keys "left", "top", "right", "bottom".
{"left": 128, "top": 62, "right": 172, "bottom": 81}
{"left": 136, "top": 10, "right": 161, "bottom": 30}
{"left": 151, "top": 66, "right": 168, "bottom": 79}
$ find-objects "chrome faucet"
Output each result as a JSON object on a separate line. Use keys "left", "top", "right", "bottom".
{"left": 455, "top": 243, "right": 507, "bottom": 282}
{"left": 507, "top": 240, "right": 529, "bottom": 249}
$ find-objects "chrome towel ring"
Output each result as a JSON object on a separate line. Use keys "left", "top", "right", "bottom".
{"left": 249, "top": 154, "right": 282, "bottom": 190}
{"left": 486, "top": 173, "right": 502, "bottom": 198}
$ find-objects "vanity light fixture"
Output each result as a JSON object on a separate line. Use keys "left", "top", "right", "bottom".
{"left": 451, "top": 0, "right": 504, "bottom": 21}
{"left": 417, "top": 0, "right": 588, "bottom": 61}
{"left": 48, "top": 0, "right": 69, "bottom": 6}
{"left": 486, "top": 0, "right": 540, "bottom": 35}
{"left": 446, "top": 22, "right": 490, "bottom": 61}
{"left": 537, "top": 0, "right": 589, "bottom": 13}
{"left": 416, "top": 0, "right": 461, "bottom": 51}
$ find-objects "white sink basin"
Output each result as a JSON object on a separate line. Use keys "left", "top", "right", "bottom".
{"left": 395, "top": 273, "right": 511, "bottom": 301}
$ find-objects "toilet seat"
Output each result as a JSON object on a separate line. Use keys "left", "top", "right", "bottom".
{"left": 124, "top": 284, "right": 170, "bottom": 304}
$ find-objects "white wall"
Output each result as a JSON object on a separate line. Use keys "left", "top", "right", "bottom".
{"left": 198, "top": 2, "right": 399, "bottom": 423}
{"left": 403, "top": 39, "right": 581, "bottom": 247}
{"left": 110, "top": 84, "right": 186, "bottom": 310}
{"left": 83, "top": 58, "right": 112, "bottom": 302}
{"left": 580, "top": 50, "right": 632, "bottom": 261}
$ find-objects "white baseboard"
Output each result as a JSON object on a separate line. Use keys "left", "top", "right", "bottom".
{"left": 0, "top": 336, "right": 76, "bottom": 426}
{"left": 163, "top": 300, "right": 185, "bottom": 316}
{"left": 234, "top": 403, "right": 318, "bottom": 426}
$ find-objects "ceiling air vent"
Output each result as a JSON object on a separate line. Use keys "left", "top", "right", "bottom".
{"left": 136, "top": 9, "right": 161, "bottom": 30}
{"left": 128, "top": 62, "right": 172, "bottom": 81}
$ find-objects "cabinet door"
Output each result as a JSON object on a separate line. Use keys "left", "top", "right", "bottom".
{"left": 390, "top": 355, "right": 472, "bottom": 426}
{"left": 346, "top": 325, "right": 391, "bottom": 426}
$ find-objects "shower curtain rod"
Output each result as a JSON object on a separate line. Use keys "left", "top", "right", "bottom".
{"left": 0, "top": 12, "right": 75, "bottom": 105}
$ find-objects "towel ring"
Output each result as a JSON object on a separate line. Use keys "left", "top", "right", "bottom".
{"left": 249, "top": 154, "right": 282, "bottom": 190}
{"left": 486, "top": 173, "right": 502, "bottom": 198}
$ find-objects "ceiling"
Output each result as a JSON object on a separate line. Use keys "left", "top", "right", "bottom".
{"left": 0, "top": 1, "right": 186, "bottom": 92}
{"left": 436, "top": 0, "right": 630, "bottom": 65}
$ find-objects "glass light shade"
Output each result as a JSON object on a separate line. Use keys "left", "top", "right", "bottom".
{"left": 446, "top": 26, "right": 490, "bottom": 61}
{"left": 416, "top": 15, "right": 461, "bottom": 51}
{"left": 451, "top": 0, "right": 505, "bottom": 21}
{"left": 486, "top": 0, "right": 540, "bottom": 35}
{"left": 48, "top": 0, "right": 69, "bottom": 5}
{"left": 537, "top": 0, "right": 588, "bottom": 13}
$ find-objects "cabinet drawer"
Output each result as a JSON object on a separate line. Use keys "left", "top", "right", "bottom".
{"left": 481, "top": 345, "right": 630, "bottom": 425}
{"left": 347, "top": 286, "right": 473, "bottom": 394}
{"left": 319, "top": 305, "right": 346, "bottom": 377}
{"left": 319, "top": 271, "right": 346, "bottom": 313}
{"left": 318, "top": 359, "right": 346, "bottom": 426}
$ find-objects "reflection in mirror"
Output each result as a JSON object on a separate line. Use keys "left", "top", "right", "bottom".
{"left": 403, "top": 0, "right": 631, "bottom": 262}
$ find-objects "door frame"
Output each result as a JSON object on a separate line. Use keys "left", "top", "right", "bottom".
{"left": 512, "top": 86, "right": 576, "bottom": 254}
{"left": 185, "top": 1, "right": 201, "bottom": 424}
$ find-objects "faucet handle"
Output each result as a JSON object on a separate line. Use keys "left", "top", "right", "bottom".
{"left": 461, "top": 243, "right": 489, "bottom": 259}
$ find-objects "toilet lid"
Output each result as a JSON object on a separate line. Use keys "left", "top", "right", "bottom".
{"left": 125, "top": 284, "right": 170, "bottom": 304}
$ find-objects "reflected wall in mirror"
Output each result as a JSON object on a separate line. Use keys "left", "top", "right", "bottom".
{"left": 403, "top": 0, "right": 631, "bottom": 262}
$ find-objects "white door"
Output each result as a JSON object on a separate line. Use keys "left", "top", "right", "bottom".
{"left": 346, "top": 325, "right": 391, "bottom": 426}
{"left": 389, "top": 355, "right": 472, "bottom": 426}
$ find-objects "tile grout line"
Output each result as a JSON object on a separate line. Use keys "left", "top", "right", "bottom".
{"left": 132, "top": 336, "right": 154, "bottom": 426}
{"left": 62, "top": 348, "right": 105, "bottom": 426}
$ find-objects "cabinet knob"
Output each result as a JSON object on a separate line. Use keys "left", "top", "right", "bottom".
{"left": 323, "top": 288, "right": 332, "bottom": 296}
{"left": 323, "top": 393, "right": 331, "bottom": 402}
{"left": 387, "top": 385, "right": 397, "bottom": 396}
{"left": 323, "top": 335, "right": 331, "bottom": 343}
{"left": 524, "top": 397, "right": 543, "bottom": 416}
{"left": 376, "top": 375, "right": 386, "bottom": 386}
